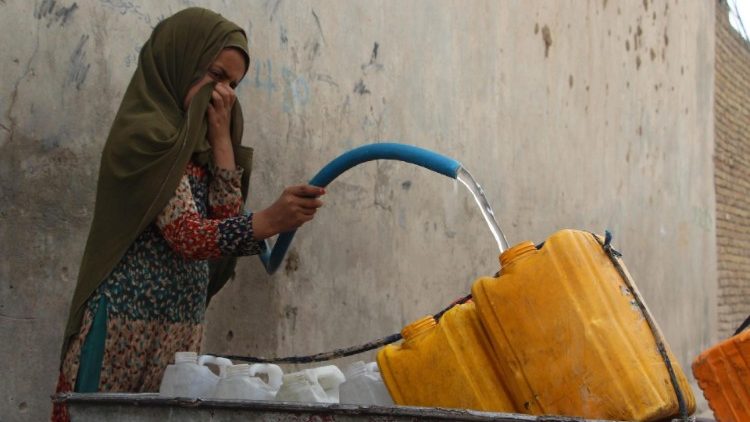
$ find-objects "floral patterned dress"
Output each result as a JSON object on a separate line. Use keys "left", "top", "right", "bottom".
{"left": 53, "top": 160, "right": 261, "bottom": 419}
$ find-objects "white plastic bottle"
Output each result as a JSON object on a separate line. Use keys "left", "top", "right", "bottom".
{"left": 159, "top": 351, "right": 219, "bottom": 397}
{"left": 275, "top": 365, "right": 345, "bottom": 403}
{"left": 339, "top": 361, "right": 394, "bottom": 406}
{"left": 212, "top": 363, "right": 283, "bottom": 400}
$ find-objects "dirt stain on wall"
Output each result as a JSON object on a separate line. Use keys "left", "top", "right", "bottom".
{"left": 541, "top": 25, "right": 552, "bottom": 58}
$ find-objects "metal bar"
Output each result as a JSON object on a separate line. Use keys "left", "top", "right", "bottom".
{"left": 53, "top": 393, "right": 621, "bottom": 422}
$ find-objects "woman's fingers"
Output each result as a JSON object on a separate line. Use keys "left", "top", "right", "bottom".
{"left": 286, "top": 185, "right": 326, "bottom": 198}
{"left": 298, "top": 206, "right": 317, "bottom": 217}
{"left": 255, "top": 185, "right": 327, "bottom": 238}
{"left": 296, "top": 197, "right": 323, "bottom": 209}
{"left": 214, "top": 83, "right": 236, "bottom": 108}
{"left": 211, "top": 90, "right": 224, "bottom": 110}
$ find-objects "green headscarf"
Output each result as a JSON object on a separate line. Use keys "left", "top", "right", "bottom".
{"left": 62, "top": 7, "right": 253, "bottom": 358}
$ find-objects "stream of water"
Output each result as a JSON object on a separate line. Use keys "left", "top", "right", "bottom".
{"left": 456, "top": 167, "right": 509, "bottom": 254}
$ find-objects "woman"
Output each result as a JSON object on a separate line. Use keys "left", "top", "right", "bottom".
{"left": 53, "top": 7, "right": 323, "bottom": 417}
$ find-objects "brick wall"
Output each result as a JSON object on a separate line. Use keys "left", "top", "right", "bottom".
{"left": 715, "top": 1, "right": 750, "bottom": 338}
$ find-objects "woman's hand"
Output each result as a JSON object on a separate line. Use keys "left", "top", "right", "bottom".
{"left": 252, "top": 185, "right": 326, "bottom": 240}
{"left": 207, "top": 83, "right": 236, "bottom": 169}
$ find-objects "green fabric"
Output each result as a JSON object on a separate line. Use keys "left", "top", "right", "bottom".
{"left": 62, "top": 7, "right": 252, "bottom": 360}
{"left": 75, "top": 296, "right": 108, "bottom": 392}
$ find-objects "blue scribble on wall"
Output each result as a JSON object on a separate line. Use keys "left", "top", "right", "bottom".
{"left": 98, "top": 0, "right": 158, "bottom": 27}
{"left": 281, "top": 67, "right": 309, "bottom": 114}
{"left": 250, "top": 59, "right": 312, "bottom": 114}
{"left": 98, "top": 0, "right": 138, "bottom": 15}
{"left": 124, "top": 46, "right": 142, "bottom": 68}
{"left": 254, "top": 59, "right": 278, "bottom": 101}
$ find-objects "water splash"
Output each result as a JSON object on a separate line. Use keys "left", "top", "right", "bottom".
{"left": 456, "top": 167, "right": 509, "bottom": 253}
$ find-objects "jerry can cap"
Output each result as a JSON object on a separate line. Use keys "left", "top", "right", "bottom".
{"left": 401, "top": 316, "right": 437, "bottom": 341}
{"left": 499, "top": 241, "right": 537, "bottom": 269}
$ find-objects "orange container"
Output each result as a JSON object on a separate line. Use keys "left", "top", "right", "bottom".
{"left": 692, "top": 329, "right": 750, "bottom": 422}
{"left": 471, "top": 229, "right": 695, "bottom": 421}
{"left": 377, "top": 301, "right": 515, "bottom": 412}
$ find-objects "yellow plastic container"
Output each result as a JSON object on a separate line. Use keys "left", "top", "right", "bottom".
{"left": 377, "top": 301, "right": 515, "bottom": 412}
{"left": 471, "top": 229, "right": 695, "bottom": 421}
{"left": 692, "top": 329, "right": 750, "bottom": 422}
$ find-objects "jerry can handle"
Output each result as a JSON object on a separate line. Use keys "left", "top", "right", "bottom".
{"left": 248, "top": 363, "right": 283, "bottom": 391}
{"left": 197, "top": 355, "right": 233, "bottom": 367}
{"left": 311, "top": 366, "right": 346, "bottom": 389}
{"left": 197, "top": 354, "right": 216, "bottom": 366}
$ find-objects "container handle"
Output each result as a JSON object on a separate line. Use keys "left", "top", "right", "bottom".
{"left": 310, "top": 366, "right": 346, "bottom": 389}
{"left": 197, "top": 354, "right": 216, "bottom": 366}
{"left": 198, "top": 354, "right": 232, "bottom": 367}
{"left": 249, "top": 363, "right": 284, "bottom": 391}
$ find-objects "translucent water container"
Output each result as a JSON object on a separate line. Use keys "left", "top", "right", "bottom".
{"left": 472, "top": 229, "right": 695, "bottom": 421}
{"left": 211, "top": 363, "right": 283, "bottom": 401}
{"left": 377, "top": 302, "right": 515, "bottom": 412}
{"left": 692, "top": 328, "right": 750, "bottom": 421}
{"left": 275, "top": 365, "right": 345, "bottom": 403}
{"left": 159, "top": 351, "right": 218, "bottom": 398}
{"left": 339, "top": 361, "right": 394, "bottom": 406}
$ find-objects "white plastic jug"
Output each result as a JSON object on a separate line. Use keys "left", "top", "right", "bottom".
{"left": 212, "top": 363, "right": 283, "bottom": 401}
{"left": 339, "top": 361, "right": 394, "bottom": 406}
{"left": 275, "top": 365, "right": 345, "bottom": 403}
{"left": 159, "top": 351, "right": 218, "bottom": 397}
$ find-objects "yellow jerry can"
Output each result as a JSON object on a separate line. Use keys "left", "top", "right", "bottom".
{"left": 471, "top": 229, "right": 695, "bottom": 421}
{"left": 377, "top": 301, "right": 515, "bottom": 412}
{"left": 692, "top": 327, "right": 750, "bottom": 422}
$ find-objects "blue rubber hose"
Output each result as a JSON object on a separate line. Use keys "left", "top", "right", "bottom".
{"left": 259, "top": 143, "right": 462, "bottom": 274}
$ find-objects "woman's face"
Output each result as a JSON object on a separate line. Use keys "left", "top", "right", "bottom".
{"left": 183, "top": 47, "right": 247, "bottom": 110}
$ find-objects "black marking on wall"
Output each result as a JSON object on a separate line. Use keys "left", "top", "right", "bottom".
{"left": 361, "top": 42, "right": 383, "bottom": 72}
{"left": 353, "top": 79, "right": 370, "bottom": 95}
{"left": 311, "top": 9, "right": 326, "bottom": 44}
{"left": 269, "top": 0, "right": 281, "bottom": 22}
{"left": 541, "top": 25, "right": 552, "bottom": 58}
{"left": 68, "top": 34, "right": 91, "bottom": 90}
{"left": 279, "top": 25, "right": 288, "bottom": 45}
{"left": 34, "top": 0, "right": 78, "bottom": 28}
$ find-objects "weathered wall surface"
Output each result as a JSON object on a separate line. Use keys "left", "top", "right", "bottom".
{"left": 715, "top": 1, "right": 750, "bottom": 339}
{"left": 0, "top": 0, "right": 716, "bottom": 420}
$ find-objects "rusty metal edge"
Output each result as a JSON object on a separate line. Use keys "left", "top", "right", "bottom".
{"left": 52, "top": 393, "right": 618, "bottom": 422}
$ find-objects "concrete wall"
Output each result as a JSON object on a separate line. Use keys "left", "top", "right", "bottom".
{"left": 0, "top": 0, "right": 716, "bottom": 420}
{"left": 715, "top": 0, "right": 750, "bottom": 339}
